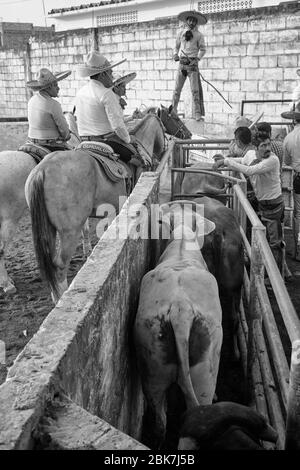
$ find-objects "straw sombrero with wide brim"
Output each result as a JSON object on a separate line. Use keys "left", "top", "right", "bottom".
{"left": 178, "top": 10, "right": 207, "bottom": 26}
{"left": 113, "top": 72, "right": 136, "bottom": 88}
{"left": 281, "top": 103, "right": 300, "bottom": 120}
{"left": 26, "top": 68, "right": 71, "bottom": 90}
{"left": 77, "top": 50, "right": 126, "bottom": 78}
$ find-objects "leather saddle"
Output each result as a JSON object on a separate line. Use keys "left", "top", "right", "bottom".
{"left": 18, "top": 142, "right": 51, "bottom": 163}
{"left": 102, "top": 133, "right": 152, "bottom": 168}
{"left": 76, "top": 141, "right": 131, "bottom": 184}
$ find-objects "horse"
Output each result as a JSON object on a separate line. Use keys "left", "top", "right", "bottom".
{"left": 0, "top": 115, "right": 80, "bottom": 295}
{"left": 0, "top": 106, "right": 187, "bottom": 296}
{"left": 25, "top": 113, "right": 166, "bottom": 303}
{"left": 132, "top": 104, "right": 192, "bottom": 140}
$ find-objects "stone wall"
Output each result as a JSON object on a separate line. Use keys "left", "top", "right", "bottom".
{"left": 0, "top": 2, "right": 299, "bottom": 137}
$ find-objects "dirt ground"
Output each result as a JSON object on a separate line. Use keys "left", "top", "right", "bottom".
{"left": 0, "top": 212, "right": 99, "bottom": 385}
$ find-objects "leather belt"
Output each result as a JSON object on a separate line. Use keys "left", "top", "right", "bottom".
{"left": 80, "top": 134, "right": 112, "bottom": 141}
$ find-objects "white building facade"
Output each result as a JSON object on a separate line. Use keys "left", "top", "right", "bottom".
{"left": 48, "top": 0, "right": 295, "bottom": 31}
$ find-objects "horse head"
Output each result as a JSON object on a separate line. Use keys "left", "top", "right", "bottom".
{"left": 158, "top": 105, "right": 192, "bottom": 140}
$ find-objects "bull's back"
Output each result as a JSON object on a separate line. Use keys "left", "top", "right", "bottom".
{"left": 182, "top": 163, "right": 225, "bottom": 195}
{"left": 196, "top": 197, "right": 244, "bottom": 290}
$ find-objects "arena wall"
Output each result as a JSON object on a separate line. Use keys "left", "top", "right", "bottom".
{"left": 0, "top": 2, "right": 299, "bottom": 137}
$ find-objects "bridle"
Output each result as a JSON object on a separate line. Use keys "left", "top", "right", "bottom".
{"left": 160, "top": 108, "right": 188, "bottom": 139}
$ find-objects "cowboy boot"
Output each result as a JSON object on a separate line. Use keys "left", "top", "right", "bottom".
{"left": 293, "top": 217, "right": 300, "bottom": 261}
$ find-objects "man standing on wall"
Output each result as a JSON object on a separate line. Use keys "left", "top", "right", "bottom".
{"left": 172, "top": 9, "right": 207, "bottom": 121}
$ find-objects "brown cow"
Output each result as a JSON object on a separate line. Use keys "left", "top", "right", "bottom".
{"left": 134, "top": 202, "right": 223, "bottom": 448}
{"left": 178, "top": 402, "right": 278, "bottom": 450}
{"left": 174, "top": 160, "right": 227, "bottom": 202}
{"left": 194, "top": 196, "right": 244, "bottom": 361}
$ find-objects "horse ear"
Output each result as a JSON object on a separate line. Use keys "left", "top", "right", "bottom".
{"left": 168, "top": 105, "right": 173, "bottom": 113}
{"left": 157, "top": 107, "right": 161, "bottom": 118}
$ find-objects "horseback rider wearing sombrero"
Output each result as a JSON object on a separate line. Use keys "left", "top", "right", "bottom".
{"left": 26, "top": 68, "right": 71, "bottom": 151}
{"left": 282, "top": 103, "right": 300, "bottom": 261}
{"left": 112, "top": 72, "right": 136, "bottom": 111}
{"left": 75, "top": 51, "right": 145, "bottom": 168}
{"left": 172, "top": 10, "right": 207, "bottom": 121}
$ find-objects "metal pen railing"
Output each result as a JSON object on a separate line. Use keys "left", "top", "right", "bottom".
{"left": 170, "top": 140, "right": 300, "bottom": 450}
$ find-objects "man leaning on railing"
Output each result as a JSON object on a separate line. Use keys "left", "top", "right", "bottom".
{"left": 213, "top": 131, "right": 284, "bottom": 273}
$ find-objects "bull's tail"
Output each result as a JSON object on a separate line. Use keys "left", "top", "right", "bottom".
{"left": 29, "top": 170, "right": 58, "bottom": 297}
{"left": 169, "top": 301, "right": 199, "bottom": 409}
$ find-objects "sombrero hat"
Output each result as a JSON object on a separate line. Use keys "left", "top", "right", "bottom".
{"left": 178, "top": 10, "right": 207, "bottom": 26}
{"left": 77, "top": 50, "right": 126, "bottom": 78}
{"left": 26, "top": 68, "right": 71, "bottom": 90}
{"left": 281, "top": 103, "right": 300, "bottom": 120}
{"left": 113, "top": 72, "right": 136, "bottom": 88}
{"left": 234, "top": 111, "right": 264, "bottom": 129}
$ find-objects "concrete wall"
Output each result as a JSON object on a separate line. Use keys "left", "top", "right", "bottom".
{"left": 0, "top": 122, "right": 28, "bottom": 150}
{"left": 0, "top": 2, "right": 299, "bottom": 137}
{"left": 0, "top": 170, "right": 162, "bottom": 449}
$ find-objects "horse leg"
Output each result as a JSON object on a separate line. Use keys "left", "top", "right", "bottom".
{"left": 81, "top": 218, "right": 92, "bottom": 258}
{"left": 52, "top": 229, "right": 82, "bottom": 303}
{"left": 0, "top": 218, "right": 17, "bottom": 294}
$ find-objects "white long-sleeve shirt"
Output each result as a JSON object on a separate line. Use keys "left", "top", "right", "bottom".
{"left": 173, "top": 27, "right": 206, "bottom": 60}
{"left": 292, "top": 84, "right": 300, "bottom": 105}
{"left": 224, "top": 151, "right": 281, "bottom": 201}
{"left": 75, "top": 79, "right": 130, "bottom": 143}
{"left": 28, "top": 91, "right": 70, "bottom": 141}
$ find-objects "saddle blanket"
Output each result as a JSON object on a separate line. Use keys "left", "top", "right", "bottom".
{"left": 76, "top": 141, "right": 129, "bottom": 183}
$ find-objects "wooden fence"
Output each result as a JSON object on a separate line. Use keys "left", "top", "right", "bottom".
{"left": 170, "top": 139, "right": 300, "bottom": 450}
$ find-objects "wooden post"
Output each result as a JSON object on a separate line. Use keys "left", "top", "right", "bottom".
{"left": 285, "top": 344, "right": 300, "bottom": 449}
{"left": 246, "top": 225, "right": 266, "bottom": 405}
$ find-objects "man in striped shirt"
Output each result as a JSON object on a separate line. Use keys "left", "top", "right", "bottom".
{"left": 214, "top": 132, "right": 285, "bottom": 272}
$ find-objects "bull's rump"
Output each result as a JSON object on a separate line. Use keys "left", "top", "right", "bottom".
{"left": 134, "top": 263, "right": 222, "bottom": 376}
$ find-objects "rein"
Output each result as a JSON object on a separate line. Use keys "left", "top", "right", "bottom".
{"left": 133, "top": 113, "right": 167, "bottom": 162}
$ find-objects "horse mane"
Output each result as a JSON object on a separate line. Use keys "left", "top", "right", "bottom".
{"left": 130, "top": 113, "right": 159, "bottom": 134}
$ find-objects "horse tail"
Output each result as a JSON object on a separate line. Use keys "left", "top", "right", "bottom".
{"left": 29, "top": 170, "right": 58, "bottom": 297}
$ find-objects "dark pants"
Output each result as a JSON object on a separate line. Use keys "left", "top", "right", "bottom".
{"left": 258, "top": 196, "right": 285, "bottom": 271}
{"left": 80, "top": 133, "right": 134, "bottom": 164}
{"left": 172, "top": 58, "right": 205, "bottom": 116}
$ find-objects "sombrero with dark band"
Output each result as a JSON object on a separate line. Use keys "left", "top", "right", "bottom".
{"left": 281, "top": 103, "right": 300, "bottom": 120}
{"left": 113, "top": 72, "right": 136, "bottom": 87}
{"left": 178, "top": 10, "right": 207, "bottom": 25}
{"left": 77, "top": 50, "right": 126, "bottom": 78}
{"left": 26, "top": 68, "right": 71, "bottom": 90}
